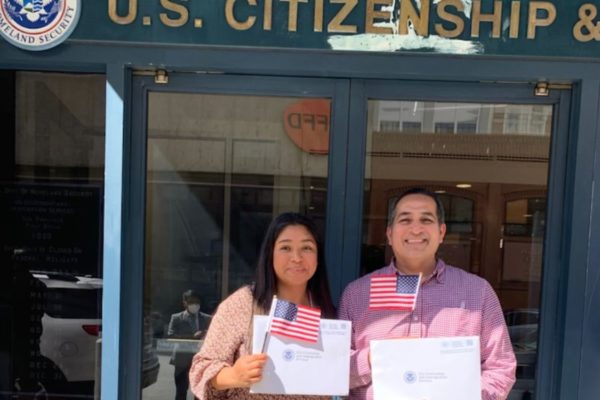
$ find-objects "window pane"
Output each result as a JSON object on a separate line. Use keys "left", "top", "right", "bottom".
{"left": 363, "top": 100, "right": 552, "bottom": 399}
{"left": 0, "top": 71, "right": 105, "bottom": 399}
{"left": 142, "top": 93, "right": 329, "bottom": 399}
{"left": 505, "top": 198, "right": 546, "bottom": 237}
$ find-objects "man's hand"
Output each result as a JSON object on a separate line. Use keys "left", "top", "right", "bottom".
{"left": 211, "top": 354, "right": 268, "bottom": 390}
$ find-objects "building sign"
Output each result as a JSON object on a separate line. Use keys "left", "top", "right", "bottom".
{"left": 0, "top": 0, "right": 81, "bottom": 51}
{"left": 0, "top": 183, "right": 102, "bottom": 276}
{"left": 3, "top": 0, "right": 600, "bottom": 56}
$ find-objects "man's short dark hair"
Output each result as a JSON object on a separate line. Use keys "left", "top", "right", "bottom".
{"left": 387, "top": 187, "right": 446, "bottom": 226}
{"left": 182, "top": 289, "right": 201, "bottom": 303}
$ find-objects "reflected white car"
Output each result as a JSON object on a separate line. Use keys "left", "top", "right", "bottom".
{"left": 33, "top": 272, "right": 159, "bottom": 388}
{"left": 34, "top": 272, "right": 102, "bottom": 383}
{"left": 505, "top": 308, "right": 539, "bottom": 352}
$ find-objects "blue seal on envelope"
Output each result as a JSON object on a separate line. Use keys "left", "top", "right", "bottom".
{"left": 403, "top": 370, "right": 417, "bottom": 384}
{"left": 282, "top": 349, "right": 295, "bottom": 362}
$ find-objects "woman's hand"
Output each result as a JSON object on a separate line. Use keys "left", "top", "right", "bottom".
{"left": 230, "top": 354, "right": 268, "bottom": 386}
{"left": 211, "top": 354, "right": 268, "bottom": 390}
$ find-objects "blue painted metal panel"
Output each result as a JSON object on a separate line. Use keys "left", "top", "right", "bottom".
{"left": 325, "top": 79, "right": 351, "bottom": 304}
{"left": 340, "top": 79, "right": 367, "bottom": 292}
{"left": 558, "top": 80, "right": 599, "bottom": 400}
{"left": 577, "top": 82, "right": 600, "bottom": 399}
{"left": 535, "top": 89, "right": 572, "bottom": 400}
{"left": 101, "top": 64, "right": 126, "bottom": 400}
{"left": 3, "top": 40, "right": 600, "bottom": 84}
{"left": 102, "top": 65, "right": 144, "bottom": 400}
{"left": 123, "top": 74, "right": 147, "bottom": 400}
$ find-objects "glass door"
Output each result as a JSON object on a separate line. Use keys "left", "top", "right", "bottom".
{"left": 347, "top": 81, "right": 570, "bottom": 400}
{"left": 127, "top": 74, "right": 570, "bottom": 400}
{"left": 134, "top": 74, "right": 348, "bottom": 400}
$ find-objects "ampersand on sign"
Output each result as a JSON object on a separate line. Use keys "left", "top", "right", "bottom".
{"left": 573, "top": 3, "right": 600, "bottom": 42}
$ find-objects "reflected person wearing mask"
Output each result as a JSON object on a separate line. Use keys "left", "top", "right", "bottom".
{"left": 168, "top": 290, "right": 212, "bottom": 400}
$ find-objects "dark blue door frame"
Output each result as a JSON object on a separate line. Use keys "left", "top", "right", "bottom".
{"left": 558, "top": 80, "right": 600, "bottom": 400}
{"left": 113, "top": 73, "right": 351, "bottom": 399}
{"left": 343, "top": 80, "right": 572, "bottom": 400}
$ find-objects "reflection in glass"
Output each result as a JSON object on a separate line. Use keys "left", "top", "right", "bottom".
{"left": 0, "top": 71, "right": 105, "bottom": 399}
{"left": 142, "top": 93, "right": 330, "bottom": 399}
{"left": 363, "top": 100, "right": 553, "bottom": 399}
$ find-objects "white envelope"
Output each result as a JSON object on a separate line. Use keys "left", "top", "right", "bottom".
{"left": 250, "top": 315, "right": 351, "bottom": 396}
{"left": 370, "top": 336, "right": 481, "bottom": 400}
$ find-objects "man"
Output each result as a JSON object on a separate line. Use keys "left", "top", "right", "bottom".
{"left": 338, "top": 187, "right": 516, "bottom": 400}
{"left": 168, "top": 290, "right": 211, "bottom": 400}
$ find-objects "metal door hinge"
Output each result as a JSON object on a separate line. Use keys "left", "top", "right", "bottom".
{"left": 534, "top": 81, "right": 572, "bottom": 96}
{"left": 154, "top": 69, "right": 168, "bottom": 84}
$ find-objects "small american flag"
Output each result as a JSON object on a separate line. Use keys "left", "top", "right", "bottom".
{"left": 369, "top": 273, "right": 421, "bottom": 311}
{"left": 268, "top": 298, "right": 321, "bottom": 343}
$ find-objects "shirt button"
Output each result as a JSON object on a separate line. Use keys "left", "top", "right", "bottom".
{"left": 413, "top": 315, "right": 418, "bottom": 321}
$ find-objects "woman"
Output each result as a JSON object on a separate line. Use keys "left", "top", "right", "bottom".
{"left": 189, "top": 212, "right": 336, "bottom": 399}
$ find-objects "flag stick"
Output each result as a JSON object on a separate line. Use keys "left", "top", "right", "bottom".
{"left": 413, "top": 273, "right": 423, "bottom": 311}
{"left": 260, "top": 295, "right": 277, "bottom": 353}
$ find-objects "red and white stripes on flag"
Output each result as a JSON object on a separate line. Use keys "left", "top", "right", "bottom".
{"left": 369, "top": 273, "right": 422, "bottom": 311}
{"left": 268, "top": 297, "right": 321, "bottom": 343}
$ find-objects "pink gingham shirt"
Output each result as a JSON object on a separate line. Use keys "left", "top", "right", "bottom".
{"left": 338, "top": 259, "right": 516, "bottom": 400}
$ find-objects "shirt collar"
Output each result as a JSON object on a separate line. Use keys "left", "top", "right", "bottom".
{"left": 387, "top": 258, "right": 447, "bottom": 284}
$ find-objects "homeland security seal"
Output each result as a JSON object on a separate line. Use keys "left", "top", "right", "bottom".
{"left": 0, "top": 0, "right": 80, "bottom": 51}
{"left": 282, "top": 349, "right": 295, "bottom": 362}
{"left": 403, "top": 370, "right": 417, "bottom": 384}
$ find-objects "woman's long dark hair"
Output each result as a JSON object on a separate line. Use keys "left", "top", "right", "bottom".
{"left": 252, "top": 212, "right": 336, "bottom": 318}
